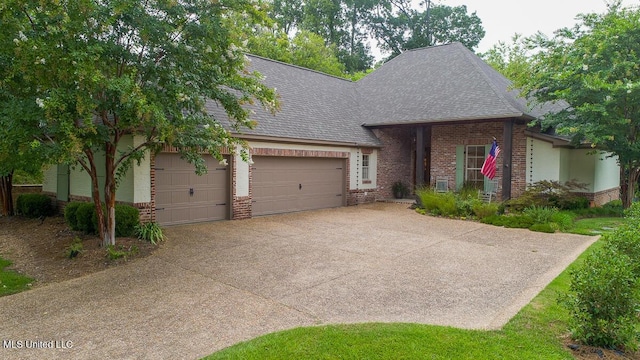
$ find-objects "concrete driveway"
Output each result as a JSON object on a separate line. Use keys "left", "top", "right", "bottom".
{"left": 0, "top": 202, "right": 596, "bottom": 359}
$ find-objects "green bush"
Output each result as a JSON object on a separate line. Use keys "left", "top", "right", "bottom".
{"left": 623, "top": 201, "right": 640, "bottom": 220}
{"left": 523, "top": 206, "right": 558, "bottom": 224}
{"left": 416, "top": 189, "right": 457, "bottom": 217}
{"left": 557, "top": 196, "right": 590, "bottom": 210}
{"left": 135, "top": 222, "right": 164, "bottom": 245}
{"left": 15, "top": 193, "right": 52, "bottom": 218}
{"left": 63, "top": 202, "right": 83, "bottom": 231}
{"left": 603, "top": 222, "right": 640, "bottom": 277}
{"left": 564, "top": 245, "right": 640, "bottom": 351}
{"left": 480, "top": 214, "right": 534, "bottom": 229}
{"left": 455, "top": 197, "right": 480, "bottom": 218}
{"left": 550, "top": 211, "right": 575, "bottom": 231}
{"left": 113, "top": 205, "right": 140, "bottom": 237}
{"left": 472, "top": 202, "right": 499, "bottom": 219}
{"left": 529, "top": 223, "right": 556, "bottom": 233}
{"left": 506, "top": 180, "right": 589, "bottom": 211}
{"left": 75, "top": 202, "right": 97, "bottom": 234}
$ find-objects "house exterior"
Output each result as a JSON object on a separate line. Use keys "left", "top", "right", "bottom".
{"left": 42, "top": 43, "right": 620, "bottom": 225}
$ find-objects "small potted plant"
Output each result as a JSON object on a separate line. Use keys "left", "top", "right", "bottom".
{"left": 392, "top": 181, "right": 408, "bottom": 199}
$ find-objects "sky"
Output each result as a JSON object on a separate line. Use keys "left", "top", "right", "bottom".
{"left": 373, "top": 0, "right": 639, "bottom": 57}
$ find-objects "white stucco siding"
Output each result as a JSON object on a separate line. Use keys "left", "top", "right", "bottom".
{"left": 69, "top": 164, "right": 92, "bottom": 198}
{"left": 235, "top": 146, "right": 250, "bottom": 197}
{"left": 247, "top": 141, "right": 378, "bottom": 191}
{"left": 61, "top": 135, "right": 150, "bottom": 203}
{"left": 568, "top": 150, "right": 596, "bottom": 192}
{"left": 593, "top": 153, "right": 619, "bottom": 192}
{"left": 526, "top": 138, "right": 561, "bottom": 184}
{"left": 42, "top": 165, "right": 57, "bottom": 193}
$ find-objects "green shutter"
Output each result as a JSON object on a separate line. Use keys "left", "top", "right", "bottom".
{"left": 455, "top": 145, "right": 465, "bottom": 190}
{"left": 484, "top": 144, "right": 492, "bottom": 193}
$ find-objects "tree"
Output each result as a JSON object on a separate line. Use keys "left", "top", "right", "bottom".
{"left": 517, "top": 3, "right": 640, "bottom": 207}
{"left": 0, "top": 97, "right": 51, "bottom": 216}
{"left": 368, "top": 0, "right": 485, "bottom": 60}
{"left": 482, "top": 34, "right": 534, "bottom": 82}
{"left": 1, "top": 0, "right": 278, "bottom": 245}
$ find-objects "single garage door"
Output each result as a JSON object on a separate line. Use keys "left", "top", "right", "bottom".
{"left": 155, "top": 153, "right": 229, "bottom": 225}
{"left": 252, "top": 156, "right": 345, "bottom": 216}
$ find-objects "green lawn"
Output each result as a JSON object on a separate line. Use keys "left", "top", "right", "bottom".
{"left": 0, "top": 257, "right": 34, "bottom": 296}
{"left": 568, "top": 217, "right": 629, "bottom": 235}
{"left": 205, "top": 242, "right": 603, "bottom": 360}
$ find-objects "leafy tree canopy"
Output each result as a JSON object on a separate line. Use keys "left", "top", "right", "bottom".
{"left": 368, "top": 0, "right": 485, "bottom": 60}
{"left": 516, "top": 2, "right": 640, "bottom": 207}
{"left": 0, "top": 0, "right": 278, "bottom": 244}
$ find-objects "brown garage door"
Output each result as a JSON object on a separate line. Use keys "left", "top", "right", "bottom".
{"left": 155, "top": 153, "right": 229, "bottom": 225}
{"left": 252, "top": 156, "right": 345, "bottom": 216}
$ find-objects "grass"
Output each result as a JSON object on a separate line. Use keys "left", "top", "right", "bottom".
{"left": 205, "top": 242, "right": 602, "bottom": 360}
{"left": 0, "top": 257, "right": 34, "bottom": 296}
{"left": 568, "top": 217, "right": 629, "bottom": 236}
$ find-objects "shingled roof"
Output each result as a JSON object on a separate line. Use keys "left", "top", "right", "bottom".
{"left": 207, "top": 43, "right": 552, "bottom": 146}
{"left": 356, "top": 42, "right": 538, "bottom": 126}
{"left": 206, "top": 55, "right": 382, "bottom": 147}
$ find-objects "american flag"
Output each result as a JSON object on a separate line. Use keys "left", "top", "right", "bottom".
{"left": 481, "top": 139, "right": 500, "bottom": 180}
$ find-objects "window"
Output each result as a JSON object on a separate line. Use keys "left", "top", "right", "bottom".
{"left": 465, "top": 145, "right": 485, "bottom": 189}
{"left": 362, "top": 154, "right": 370, "bottom": 180}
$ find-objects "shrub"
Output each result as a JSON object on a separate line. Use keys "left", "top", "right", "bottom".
{"left": 135, "top": 222, "right": 164, "bottom": 245}
{"left": 75, "top": 203, "right": 139, "bottom": 237}
{"left": 480, "top": 214, "right": 534, "bottom": 229}
{"left": 65, "top": 238, "right": 83, "bottom": 259}
{"left": 623, "top": 201, "right": 640, "bottom": 220}
{"left": 75, "top": 202, "right": 97, "bottom": 234}
{"left": 507, "top": 179, "right": 588, "bottom": 211}
{"left": 550, "top": 211, "right": 575, "bottom": 231}
{"left": 523, "top": 206, "right": 558, "bottom": 224}
{"left": 15, "top": 193, "right": 52, "bottom": 218}
{"left": 113, "top": 205, "right": 140, "bottom": 237}
{"left": 603, "top": 223, "right": 640, "bottom": 277}
{"left": 529, "top": 223, "right": 556, "bottom": 233}
{"left": 416, "top": 189, "right": 457, "bottom": 217}
{"left": 472, "top": 202, "right": 499, "bottom": 219}
{"left": 64, "top": 202, "right": 83, "bottom": 231}
{"left": 564, "top": 245, "right": 640, "bottom": 351}
{"left": 455, "top": 197, "right": 479, "bottom": 218}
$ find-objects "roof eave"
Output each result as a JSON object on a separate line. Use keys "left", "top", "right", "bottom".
{"left": 362, "top": 113, "right": 529, "bottom": 128}
{"left": 233, "top": 133, "right": 382, "bottom": 148}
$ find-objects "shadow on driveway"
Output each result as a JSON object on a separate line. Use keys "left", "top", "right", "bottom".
{"left": 0, "top": 202, "right": 596, "bottom": 359}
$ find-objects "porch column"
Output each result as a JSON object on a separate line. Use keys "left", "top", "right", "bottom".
{"left": 416, "top": 127, "right": 425, "bottom": 187}
{"left": 502, "top": 120, "right": 513, "bottom": 200}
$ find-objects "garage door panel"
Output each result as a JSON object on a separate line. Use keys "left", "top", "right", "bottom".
{"left": 252, "top": 156, "right": 344, "bottom": 216}
{"left": 155, "top": 153, "right": 229, "bottom": 226}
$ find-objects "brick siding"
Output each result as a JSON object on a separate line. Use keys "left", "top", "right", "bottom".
{"left": 372, "top": 127, "right": 414, "bottom": 199}
{"left": 375, "top": 121, "right": 528, "bottom": 201}
{"left": 575, "top": 187, "right": 620, "bottom": 206}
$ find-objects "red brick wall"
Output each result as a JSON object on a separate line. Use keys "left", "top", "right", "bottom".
{"left": 575, "top": 187, "right": 620, "bottom": 206}
{"left": 372, "top": 123, "right": 527, "bottom": 200}
{"left": 372, "top": 128, "right": 414, "bottom": 199}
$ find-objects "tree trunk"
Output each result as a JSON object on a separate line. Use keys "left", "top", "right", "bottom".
{"left": 620, "top": 164, "right": 639, "bottom": 208}
{"left": 103, "top": 142, "right": 118, "bottom": 247}
{"left": 0, "top": 172, "right": 14, "bottom": 216}
{"left": 85, "top": 149, "right": 108, "bottom": 245}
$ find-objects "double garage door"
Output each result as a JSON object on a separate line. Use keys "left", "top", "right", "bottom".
{"left": 155, "top": 154, "right": 345, "bottom": 225}
{"left": 252, "top": 157, "right": 345, "bottom": 216}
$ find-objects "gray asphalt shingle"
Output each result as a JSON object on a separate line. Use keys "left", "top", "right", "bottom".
{"left": 206, "top": 43, "right": 551, "bottom": 146}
